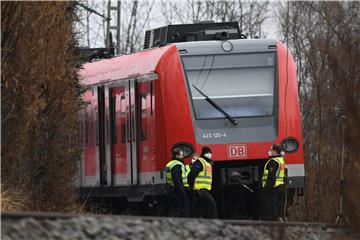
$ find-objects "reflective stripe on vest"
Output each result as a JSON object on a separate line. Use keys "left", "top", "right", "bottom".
{"left": 165, "top": 160, "right": 189, "bottom": 187}
{"left": 185, "top": 165, "right": 191, "bottom": 178}
{"left": 193, "top": 158, "right": 212, "bottom": 191}
{"left": 262, "top": 157, "right": 285, "bottom": 188}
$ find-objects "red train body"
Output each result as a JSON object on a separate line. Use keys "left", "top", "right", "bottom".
{"left": 78, "top": 38, "right": 304, "bottom": 218}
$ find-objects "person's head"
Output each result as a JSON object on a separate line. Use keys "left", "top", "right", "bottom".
{"left": 268, "top": 144, "right": 282, "bottom": 157}
{"left": 200, "top": 146, "right": 212, "bottom": 159}
{"left": 172, "top": 148, "right": 184, "bottom": 160}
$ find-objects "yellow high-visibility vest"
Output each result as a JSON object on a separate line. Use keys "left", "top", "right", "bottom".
{"left": 165, "top": 160, "right": 189, "bottom": 187}
{"left": 193, "top": 157, "right": 212, "bottom": 191}
{"left": 185, "top": 165, "right": 191, "bottom": 176}
{"left": 262, "top": 156, "right": 285, "bottom": 188}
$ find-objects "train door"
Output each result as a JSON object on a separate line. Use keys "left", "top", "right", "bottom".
{"left": 81, "top": 89, "right": 97, "bottom": 186}
{"left": 110, "top": 84, "right": 128, "bottom": 185}
{"left": 98, "top": 87, "right": 105, "bottom": 185}
{"left": 137, "top": 81, "right": 157, "bottom": 185}
{"left": 129, "top": 80, "right": 139, "bottom": 185}
{"left": 97, "top": 86, "right": 111, "bottom": 186}
{"left": 110, "top": 80, "right": 138, "bottom": 186}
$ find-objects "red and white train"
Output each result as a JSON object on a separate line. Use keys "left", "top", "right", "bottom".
{"left": 78, "top": 22, "right": 304, "bottom": 218}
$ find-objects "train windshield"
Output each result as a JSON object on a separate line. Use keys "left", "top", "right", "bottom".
{"left": 182, "top": 52, "right": 276, "bottom": 119}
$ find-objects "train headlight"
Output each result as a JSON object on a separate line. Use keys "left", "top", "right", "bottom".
{"left": 172, "top": 142, "right": 194, "bottom": 157}
{"left": 281, "top": 138, "right": 299, "bottom": 153}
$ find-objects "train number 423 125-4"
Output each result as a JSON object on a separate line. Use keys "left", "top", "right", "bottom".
{"left": 202, "top": 132, "right": 227, "bottom": 139}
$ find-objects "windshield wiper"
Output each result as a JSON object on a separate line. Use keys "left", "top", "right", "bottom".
{"left": 192, "top": 84, "right": 237, "bottom": 126}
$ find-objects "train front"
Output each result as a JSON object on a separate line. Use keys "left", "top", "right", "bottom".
{"left": 175, "top": 39, "right": 304, "bottom": 219}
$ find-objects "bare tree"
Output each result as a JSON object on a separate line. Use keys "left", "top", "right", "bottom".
{"left": 277, "top": 1, "right": 360, "bottom": 225}
{"left": 77, "top": 0, "right": 270, "bottom": 53}
{"left": 75, "top": 0, "right": 108, "bottom": 48}
{"left": 159, "top": 0, "right": 269, "bottom": 38}
{"left": 160, "top": 0, "right": 178, "bottom": 25}
{"left": 120, "top": 0, "right": 155, "bottom": 54}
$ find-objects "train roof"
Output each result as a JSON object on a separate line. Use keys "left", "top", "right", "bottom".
{"left": 79, "top": 45, "right": 173, "bottom": 86}
{"left": 175, "top": 39, "right": 277, "bottom": 55}
{"left": 79, "top": 39, "right": 279, "bottom": 86}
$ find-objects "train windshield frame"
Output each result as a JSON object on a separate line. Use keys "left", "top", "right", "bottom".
{"left": 181, "top": 52, "right": 276, "bottom": 120}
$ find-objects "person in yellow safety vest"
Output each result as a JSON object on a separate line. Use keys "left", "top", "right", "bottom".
{"left": 165, "top": 148, "right": 190, "bottom": 217}
{"left": 187, "top": 147, "right": 217, "bottom": 218}
{"left": 259, "top": 144, "right": 286, "bottom": 221}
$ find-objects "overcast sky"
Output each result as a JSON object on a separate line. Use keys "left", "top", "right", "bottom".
{"left": 76, "top": 0, "right": 284, "bottom": 49}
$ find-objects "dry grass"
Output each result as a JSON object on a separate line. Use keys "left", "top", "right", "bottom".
{"left": 1, "top": 187, "right": 27, "bottom": 212}
{"left": 0, "top": 185, "right": 93, "bottom": 214}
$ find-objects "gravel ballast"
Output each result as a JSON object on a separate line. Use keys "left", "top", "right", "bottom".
{"left": 1, "top": 214, "right": 357, "bottom": 240}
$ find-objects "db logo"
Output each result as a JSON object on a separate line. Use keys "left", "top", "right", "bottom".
{"left": 228, "top": 145, "right": 247, "bottom": 158}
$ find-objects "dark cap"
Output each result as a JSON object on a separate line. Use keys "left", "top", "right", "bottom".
{"left": 271, "top": 144, "right": 282, "bottom": 154}
{"left": 201, "top": 147, "right": 212, "bottom": 155}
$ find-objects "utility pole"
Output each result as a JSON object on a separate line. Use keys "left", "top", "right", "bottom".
{"left": 106, "top": 1, "right": 121, "bottom": 56}
{"left": 76, "top": 1, "right": 121, "bottom": 60}
{"left": 334, "top": 107, "right": 350, "bottom": 225}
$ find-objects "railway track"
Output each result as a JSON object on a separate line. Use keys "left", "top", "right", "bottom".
{"left": 1, "top": 211, "right": 348, "bottom": 228}
{"left": 2, "top": 212, "right": 356, "bottom": 240}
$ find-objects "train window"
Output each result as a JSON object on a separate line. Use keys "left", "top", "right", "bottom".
{"left": 120, "top": 95, "right": 127, "bottom": 143}
{"left": 182, "top": 53, "right": 275, "bottom": 119}
{"left": 139, "top": 92, "right": 147, "bottom": 141}
{"left": 141, "top": 92, "right": 147, "bottom": 112}
{"left": 150, "top": 82, "right": 154, "bottom": 116}
{"left": 95, "top": 107, "right": 99, "bottom": 146}
{"left": 120, "top": 95, "right": 126, "bottom": 117}
{"left": 110, "top": 95, "right": 117, "bottom": 144}
{"left": 85, "top": 110, "right": 90, "bottom": 146}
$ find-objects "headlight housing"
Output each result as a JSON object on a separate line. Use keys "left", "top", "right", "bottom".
{"left": 172, "top": 142, "right": 194, "bottom": 157}
{"left": 281, "top": 137, "right": 299, "bottom": 153}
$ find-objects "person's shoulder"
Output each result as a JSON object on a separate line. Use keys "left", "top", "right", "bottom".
{"left": 171, "top": 164, "right": 182, "bottom": 171}
{"left": 192, "top": 159, "right": 203, "bottom": 169}
{"left": 268, "top": 158, "right": 280, "bottom": 168}
{"left": 271, "top": 156, "right": 283, "bottom": 163}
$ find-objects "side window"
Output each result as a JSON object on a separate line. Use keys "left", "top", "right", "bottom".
{"left": 150, "top": 82, "right": 154, "bottom": 116}
{"left": 110, "top": 95, "right": 117, "bottom": 144}
{"left": 85, "top": 109, "right": 90, "bottom": 146}
{"left": 121, "top": 95, "right": 127, "bottom": 143}
{"left": 84, "top": 100, "right": 92, "bottom": 147}
{"left": 95, "top": 105, "right": 99, "bottom": 146}
{"left": 140, "top": 92, "right": 147, "bottom": 141}
{"left": 84, "top": 88, "right": 95, "bottom": 148}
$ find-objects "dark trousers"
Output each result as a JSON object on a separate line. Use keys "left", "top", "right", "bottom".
{"left": 259, "top": 185, "right": 284, "bottom": 221}
{"left": 167, "top": 189, "right": 189, "bottom": 217}
{"left": 190, "top": 189, "right": 217, "bottom": 218}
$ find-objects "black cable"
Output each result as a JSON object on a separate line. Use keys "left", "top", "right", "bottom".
{"left": 193, "top": 56, "right": 208, "bottom": 98}
{"left": 199, "top": 54, "right": 215, "bottom": 92}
